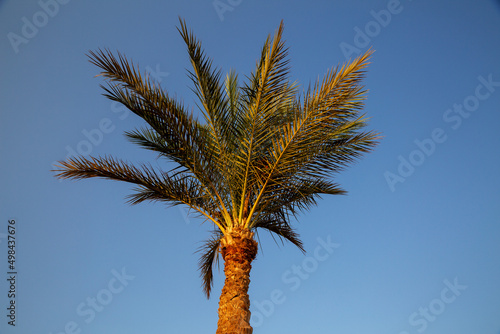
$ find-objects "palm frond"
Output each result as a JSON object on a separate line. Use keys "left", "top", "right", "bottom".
{"left": 197, "top": 230, "right": 223, "bottom": 298}
{"left": 244, "top": 50, "right": 379, "bottom": 226}
{"left": 252, "top": 216, "right": 305, "bottom": 253}
{"left": 178, "top": 18, "right": 242, "bottom": 226}
{"left": 177, "top": 18, "right": 232, "bottom": 149}
{"left": 235, "top": 20, "right": 296, "bottom": 224}
{"left": 88, "top": 49, "right": 208, "bottom": 176}
{"left": 52, "top": 155, "right": 225, "bottom": 230}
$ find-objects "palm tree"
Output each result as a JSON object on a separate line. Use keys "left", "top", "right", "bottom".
{"left": 53, "top": 18, "right": 378, "bottom": 334}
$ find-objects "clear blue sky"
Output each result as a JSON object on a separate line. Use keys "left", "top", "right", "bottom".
{"left": 1, "top": 0, "right": 500, "bottom": 333}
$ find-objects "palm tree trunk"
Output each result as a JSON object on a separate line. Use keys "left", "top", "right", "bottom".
{"left": 216, "top": 227, "right": 258, "bottom": 334}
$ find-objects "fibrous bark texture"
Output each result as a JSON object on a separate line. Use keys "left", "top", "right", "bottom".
{"left": 216, "top": 227, "right": 258, "bottom": 334}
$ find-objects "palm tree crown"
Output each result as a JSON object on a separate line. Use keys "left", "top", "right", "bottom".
{"left": 54, "top": 18, "right": 378, "bottom": 333}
